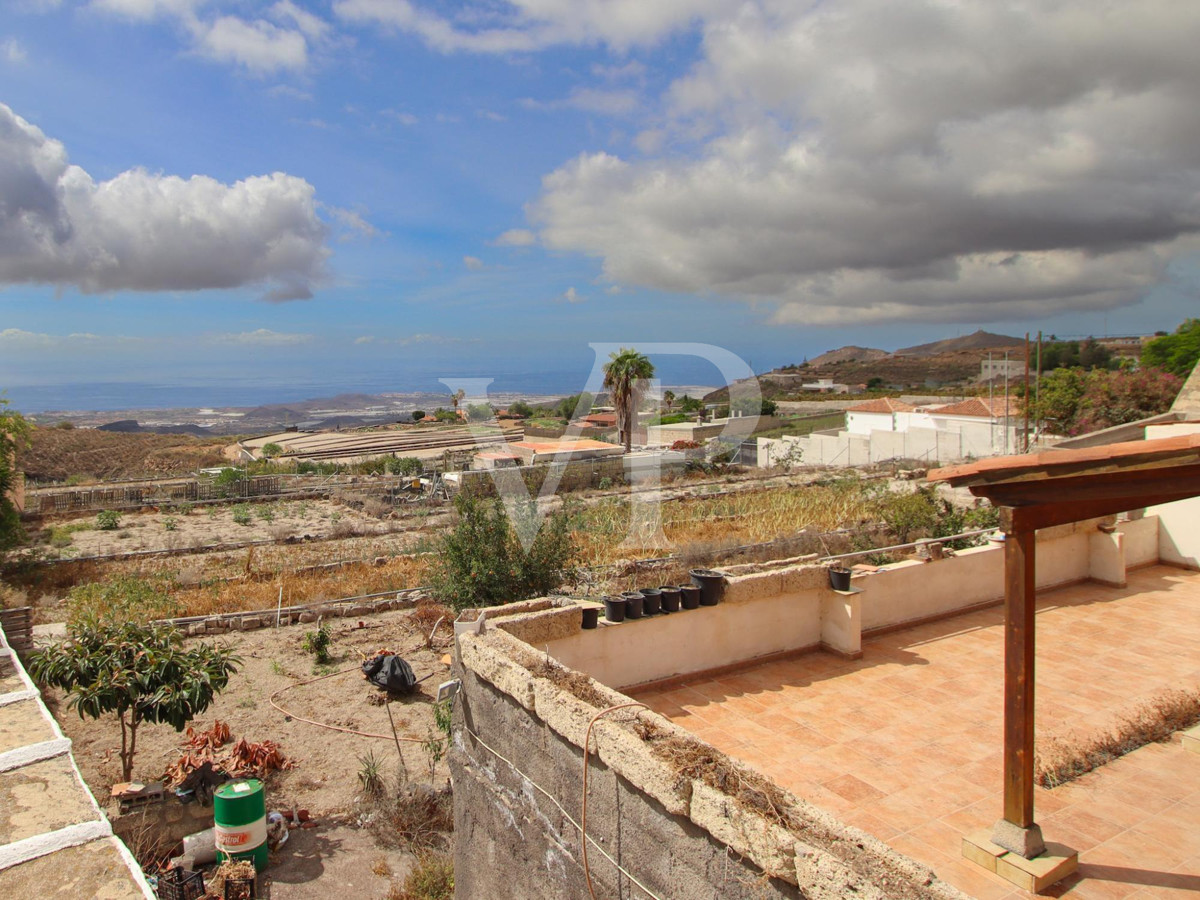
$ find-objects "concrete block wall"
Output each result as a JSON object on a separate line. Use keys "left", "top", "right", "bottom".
{"left": 109, "top": 797, "right": 214, "bottom": 858}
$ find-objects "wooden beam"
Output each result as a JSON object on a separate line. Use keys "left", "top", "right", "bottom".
{"left": 999, "top": 490, "right": 1199, "bottom": 532}
{"left": 1003, "top": 526, "right": 1038, "bottom": 831}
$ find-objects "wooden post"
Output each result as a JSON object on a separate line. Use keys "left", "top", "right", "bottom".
{"left": 994, "top": 521, "right": 1046, "bottom": 857}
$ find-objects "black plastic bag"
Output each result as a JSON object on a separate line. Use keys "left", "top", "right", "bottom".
{"left": 361, "top": 654, "right": 418, "bottom": 694}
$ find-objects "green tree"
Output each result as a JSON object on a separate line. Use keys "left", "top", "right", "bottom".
{"left": 0, "top": 399, "right": 31, "bottom": 554}
{"left": 261, "top": 442, "right": 283, "bottom": 459}
{"left": 30, "top": 621, "right": 239, "bottom": 780}
{"left": 429, "top": 493, "right": 576, "bottom": 611}
{"left": 508, "top": 400, "right": 533, "bottom": 418}
{"left": 662, "top": 390, "right": 676, "bottom": 411}
{"left": 451, "top": 388, "right": 466, "bottom": 413}
{"left": 1026, "top": 367, "right": 1180, "bottom": 436}
{"left": 1141, "top": 319, "right": 1200, "bottom": 378}
{"left": 556, "top": 391, "right": 594, "bottom": 421}
{"left": 678, "top": 394, "right": 702, "bottom": 413}
{"left": 411, "top": 410, "right": 426, "bottom": 422}
{"left": 602, "top": 348, "right": 655, "bottom": 452}
{"left": 466, "top": 402, "right": 494, "bottom": 422}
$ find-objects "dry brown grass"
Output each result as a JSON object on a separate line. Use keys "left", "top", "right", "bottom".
{"left": 383, "top": 853, "right": 453, "bottom": 900}
{"left": 1036, "top": 687, "right": 1200, "bottom": 787}
{"left": 368, "top": 783, "right": 453, "bottom": 855}
{"left": 17, "top": 426, "right": 227, "bottom": 482}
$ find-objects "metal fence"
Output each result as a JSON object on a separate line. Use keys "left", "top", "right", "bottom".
{"left": 34, "top": 475, "right": 283, "bottom": 514}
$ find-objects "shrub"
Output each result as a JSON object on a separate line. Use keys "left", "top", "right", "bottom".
{"left": 29, "top": 621, "right": 239, "bottom": 780}
{"left": 302, "top": 622, "right": 331, "bottom": 663}
{"left": 177, "top": 502, "right": 194, "bottom": 516}
{"left": 386, "top": 456, "right": 423, "bottom": 476}
{"left": 95, "top": 509, "right": 122, "bottom": 531}
{"left": 411, "top": 410, "right": 426, "bottom": 422}
{"left": 387, "top": 854, "right": 453, "bottom": 900}
{"left": 66, "top": 575, "right": 181, "bottom": 628}
{"left": 231, "top": 504, "right": 252, "bottom": 526}
{"left": 429, "top": 494, "right": 576, "bottom": 611}
{"left": 261, "top": 442, "right": 283, "bottom": 459}
{"left": 257, "top": 506, "right": 275, "bottom": 524}
{"left": 163, "top": 516, "right": 179, "bottom": 532}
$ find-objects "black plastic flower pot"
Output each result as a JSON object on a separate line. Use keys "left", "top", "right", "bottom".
{"left": 640, "top": 587, "right": 662, "bottom": 615}
{"left": 690, "top": 568, "right": 725, "bottom": 606}
{"left": 679, "top": 584, "right": 701, "bottom": 609}
{"left": 603, "top": 596, "right": 627, "bottom": 623}
{"left": 659, "top": 585, "right": 682, "bottom": 612}
{"left": 621, "top": 590, "right": 645, "bottom": 619}
{"left": 828, "top": 566, "right": 852, "bottom": 591}
{"left": 581, "top": 606, "right": 601, "bottom": 629}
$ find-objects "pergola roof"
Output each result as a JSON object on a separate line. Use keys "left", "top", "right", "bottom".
{"left": 929, "top": 433, "right": 1200, "bottom": 531}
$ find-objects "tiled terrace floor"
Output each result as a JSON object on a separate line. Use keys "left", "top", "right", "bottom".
{"left": 629, "top": 565, "right": 1200, "bottom": 899}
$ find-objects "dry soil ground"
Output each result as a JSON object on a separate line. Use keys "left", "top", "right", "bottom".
{"left": 41, "top": 498, "right": 396, "bottom": 558}
{"left": 43, "top": 605, "right": 454, "bottom": 899}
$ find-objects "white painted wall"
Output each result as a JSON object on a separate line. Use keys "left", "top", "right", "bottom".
{"left": 544, "top": 587, "right": 824, "bottom": 690}
{"left": 539, "top": 516, "right": 1159, "bottom": 688}
{"left": 758, "top": 422, "right": 1019, "bottom": 468}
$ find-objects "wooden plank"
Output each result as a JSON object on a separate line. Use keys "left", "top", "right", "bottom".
{"left": 1003, "top": 528, "right": 1037, "bottom": 829}
{"left": 979, "top": 463, "right": 1200, "bottom": 509}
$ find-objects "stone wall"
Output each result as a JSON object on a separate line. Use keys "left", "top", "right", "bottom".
{"left": 452, "top": 625, "right": 967, "bottom": 900}
{"left": 109, "top": 796, "right": 214, "bottom": 858}
{"left": 456, "top": 456, "right": 630, "bottom": 498}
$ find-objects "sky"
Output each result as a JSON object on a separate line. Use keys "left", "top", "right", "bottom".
{"left": 1, "top": 1, "right": 1198, "bottom": 410}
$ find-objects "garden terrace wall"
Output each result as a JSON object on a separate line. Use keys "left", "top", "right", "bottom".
{"left": 489, "top": 515, "right": 1161, "bottom": 695}
{"left": 452, "top": 626, "right": 967, "bottom": 900}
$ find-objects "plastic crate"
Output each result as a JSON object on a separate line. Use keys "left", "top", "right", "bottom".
{"left": 156, "top": 867, "right": 205, "bottom": 900}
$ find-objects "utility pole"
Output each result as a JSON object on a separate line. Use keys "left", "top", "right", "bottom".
{"left": 1024, "top": 333, "right": 1030, "bottom": 453}
{"left": 1035, "top": 331, "right": 1042, "bottom": 448}
{"left": 1003, "top": 352, "right": 1010, "bottom": 455}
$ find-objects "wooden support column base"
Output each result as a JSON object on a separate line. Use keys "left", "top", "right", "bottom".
{"left": 992, "top": 818, "right": 1045, "bottom": 859}
{"left": 963, "top": 831, "right": 1078, "bottom": 893}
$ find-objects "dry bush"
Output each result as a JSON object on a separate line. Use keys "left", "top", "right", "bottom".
{"left": 330, "top": 519, "right": 361, "bottom": 539}
{"left": 362, "top": 498, "right": 393, "bottom": 519}
{"left": 268, "top": 524, "right": 293, "bottom": 542}
{"left": 1036, "top": 688, "right": 1200, "bottom": 787}
{"left": 0, "top": 584, "right": 28, "bottom": 609}
{"left": 384, "top": 853, "right": 453, "bottom": 900}
{"left": 368, "top": 783, "right": 453, "bottom": 854}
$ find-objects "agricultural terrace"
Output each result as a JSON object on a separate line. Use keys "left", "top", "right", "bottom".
{"left": 5, "top": 469, "right": 997, "bottom": 625}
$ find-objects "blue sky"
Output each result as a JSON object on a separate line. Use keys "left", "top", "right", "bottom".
{"left": 1, "top": 2, "right": 1198, "bottom": 410}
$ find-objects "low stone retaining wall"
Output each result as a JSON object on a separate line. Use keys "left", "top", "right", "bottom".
{"left": 159, "top": 589, "right": 425, "bottom": 637}
{"left": 109, "top": 796, "right": 214, "bottom": 859}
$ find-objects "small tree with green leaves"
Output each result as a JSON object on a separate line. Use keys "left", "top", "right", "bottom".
{"left": 261, "top": 442, "right": 283, "bottom": 459}
{"left": 30, "top": 621, "right": 239, "bottom": 781}
{"left": 430, "top": 493, "right": 576, "bottom": 611}
{"left": 0, "top": 398, "right": 31, "bottom": 554}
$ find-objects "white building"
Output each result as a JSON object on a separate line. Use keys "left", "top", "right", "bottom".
{"left": 759, "top": 396, "right": 1022, "bottom": 467}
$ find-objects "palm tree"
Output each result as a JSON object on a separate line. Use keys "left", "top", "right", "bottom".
{"left": 603, "top": 348, "right": 655, "bottom": 452}
{"left": 663, "top": 389, "right": 676, "bottom": 411}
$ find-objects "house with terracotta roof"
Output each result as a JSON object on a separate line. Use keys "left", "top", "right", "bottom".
{"left": 760, "top": 395, "right": 1023, "bottom": 467}
{"left": 845, "top": 397, "right": 918, "bottom": 434}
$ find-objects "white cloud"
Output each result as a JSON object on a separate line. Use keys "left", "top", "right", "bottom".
{"left": 524, "top": 87, "right": 639, "bottom": 116}
{"left": 476, "top": 109, "right": 506, "bottom": 122}
{"left": 333, "top": 0, "right": 726, "bottom": 54}
{"left": 562, "top": 286, "right": 584, "bottom": 303}
{"left": 208, "top": 329, "right": 313, "bottom": 346}
{"left": 0, "top": 329, "right": 141, "bottom": 348}
{"left": 91, "top": 0, "right": 329, "bottom": 74}
{"left": 190, "top": 15, "right": 309, "bottom": 73}
{"left": 353, "top": 335, "right": 376, "bottom": 344}
{"left": 267, "top": 84, "right": 314, "bottom": 101}
{"left": 0, "top": 103, "right": 328, "bottom": 300}
{"left": 462, "top": 255, "right": 484, "bottom": 270}
{"left": 2, "top": 38, "right": 28, "bottom": 64}
{"left": 491, "top": 228, "right": 536, "bottom": 247}
{"left": 592, "top": 60, "right": 645, "bottom": 82}
{"left": 322, "top": 204, "right": 379, "bottom": 241}
{"left": 530, "top": 0, "right": 1200, "bottom": 325}
{"left": 382, "top": 108, "right": 419, "bottom": 126}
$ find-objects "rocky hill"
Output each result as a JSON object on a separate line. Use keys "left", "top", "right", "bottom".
{"left": 893, "top": 329, "right": 1024, "bottom": 357}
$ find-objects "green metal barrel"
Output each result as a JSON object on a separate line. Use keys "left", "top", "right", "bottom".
{"left": 214, "top": 779, "right": 269, "bottom": 872}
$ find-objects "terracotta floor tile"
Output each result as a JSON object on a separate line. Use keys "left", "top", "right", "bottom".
{"left": 630, "top": 566, "right": 1200, "bottom": 900}
{"left": 822, "top": 773, "right": 887, "bottom": 805}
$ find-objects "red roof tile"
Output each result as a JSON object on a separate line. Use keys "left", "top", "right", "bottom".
{"left": 846, "top": 398, "right": 915, "bottom": 414}
{"left": 932, "top": 397, "right": 1019, "bottom": 418}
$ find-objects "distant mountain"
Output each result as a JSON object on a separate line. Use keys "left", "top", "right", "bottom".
{"left": 893, "top": 329, "right": 1024, "bottom": 358}
{"left": 806, "top": 346, "right": 890, "bottom": 367}
{"left": 97, "top": 420, "right": 211, "bottom": 436}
